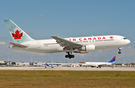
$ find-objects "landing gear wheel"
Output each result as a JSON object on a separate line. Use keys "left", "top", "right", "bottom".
{"left": 118, "top": 52, "right": 121, "bottom": 54}
{"left": 65, "top": 55, "right": 68, "bottom": 58}
{"left": 65, "top": 52, "right": 75, "bottom": 59}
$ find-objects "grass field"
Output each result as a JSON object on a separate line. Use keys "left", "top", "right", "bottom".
{"left": 0, "top": 70, "right": 135, "bottom": 88}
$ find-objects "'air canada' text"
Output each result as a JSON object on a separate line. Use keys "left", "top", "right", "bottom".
{"left": 69, "top": 36, "right": 113, "bottom": 41}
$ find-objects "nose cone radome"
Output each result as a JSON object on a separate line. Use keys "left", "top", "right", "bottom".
{"left": 125, "top": 39, "right": 131, "bottom": 45}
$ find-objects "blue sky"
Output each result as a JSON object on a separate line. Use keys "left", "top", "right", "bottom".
{"left": 0, "top": 0, "right": 135, "bottom": 63}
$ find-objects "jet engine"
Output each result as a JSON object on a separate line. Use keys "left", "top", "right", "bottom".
{"left": 79, "top": 45, "right": 95, "bottom": 54}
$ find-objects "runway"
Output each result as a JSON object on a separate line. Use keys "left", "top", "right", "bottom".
{"left": 0, "top": 67, "right": 135, "bottom": 71}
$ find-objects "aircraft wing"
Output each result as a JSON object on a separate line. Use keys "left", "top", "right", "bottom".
{"left": 8, "top": 42, "right": 28, "bottom": 48}
{"left": 51, "top": 36, "right": 83, "bottom": 48}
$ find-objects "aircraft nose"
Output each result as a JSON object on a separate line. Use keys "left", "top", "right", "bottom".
{"left": 128, "top": 39, "right": 131, "bottom": 44}
{"left": 125, "top": 39, "right": 131, "bottom": 44}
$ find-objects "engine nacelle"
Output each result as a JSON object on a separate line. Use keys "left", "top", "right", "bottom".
{"left": 80, "top": 45, "right": 95, "bottom": 53}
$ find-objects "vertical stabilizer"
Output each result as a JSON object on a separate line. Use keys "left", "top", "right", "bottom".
{"left": 4, "top": 20, "right": 34, "bottom": 43}
{"left": 108, "top": 56, "right": 116, "bottom": 63}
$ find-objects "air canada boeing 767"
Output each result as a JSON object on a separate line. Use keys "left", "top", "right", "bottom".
{"left": 4, "top": 20, "right": 130, "bottom": 59}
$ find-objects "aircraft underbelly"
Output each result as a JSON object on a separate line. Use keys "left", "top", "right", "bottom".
{"left": 30, "top": 46, "right": 63, "bottom": 53}
{"left": 11, "top": 44, "right": 64, "bottom": 53}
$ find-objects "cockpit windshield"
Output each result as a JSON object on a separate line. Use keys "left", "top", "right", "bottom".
{"left": 123, "top": 38, "right": 127, "bottom": 39}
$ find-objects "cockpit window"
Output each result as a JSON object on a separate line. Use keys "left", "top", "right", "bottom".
{"left": 123, "top": 38, "right": 127, "bottom": 39}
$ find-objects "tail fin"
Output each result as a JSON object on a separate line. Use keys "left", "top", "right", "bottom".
{"left": 45, "top": 63, "right": 49, "bottom": 66}
{"left": 4, "top": 20, "right": 34, "bottom": 43}
{"left": 108, "top": 56, "right": 116, "bottom": 63}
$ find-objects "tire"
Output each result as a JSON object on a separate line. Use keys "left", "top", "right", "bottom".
{"left": 118, "top": 52, "right": 121, "bottom": 54}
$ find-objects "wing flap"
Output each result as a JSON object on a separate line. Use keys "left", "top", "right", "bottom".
{"left": 51, "top": 36, "right": 83, "bottom": 48}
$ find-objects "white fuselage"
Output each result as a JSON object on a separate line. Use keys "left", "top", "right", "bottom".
{"left": 82, "top": 62, "right": 112, "bottom": 67}
{"left": 82, "top": 62, "right": 112, "bottom": 66}
{"left": 10, "top": 35, "right": 130, "bottom": 53}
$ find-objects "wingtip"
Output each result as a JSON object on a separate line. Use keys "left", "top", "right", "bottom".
{"left": 4, "top": 19, "right": 12, "bottom": 22}
{"left": 51, "top": 36, "right": 58, "bottom": 38}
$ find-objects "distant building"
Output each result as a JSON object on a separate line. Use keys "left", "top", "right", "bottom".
{"left": 79, "top": 61, "right": 85, "bottom": 63}
{"left": 16, "top": 62, "right": 30, "bottom": 66}
{"left": 0, "top": 61, "right": 7, "bottom": 64}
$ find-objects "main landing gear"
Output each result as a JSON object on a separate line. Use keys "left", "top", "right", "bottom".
{"left": 65, "top": 52, "right": 75, "bottom": 59}
{"left": 118, "top": 48, "right": 122, "bottom": 54}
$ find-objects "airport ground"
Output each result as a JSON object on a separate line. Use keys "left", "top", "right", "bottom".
{"left": 0, "top": 66, "right": 135, "bottom": 71}
{"left": 0, "top": 70, "right": 135, "bottom": 88}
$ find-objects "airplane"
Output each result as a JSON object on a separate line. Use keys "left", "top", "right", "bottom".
{"left": 45, "top": 63, "right": 55, "bottom": 68}
{"left": 4, "top": 20, "right": 130, "bottom": 59}
{"left": 81, "top": 56, "right": 116, "bottom": 68}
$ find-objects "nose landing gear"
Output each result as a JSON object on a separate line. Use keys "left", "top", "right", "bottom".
{"left": 118, "top": 48, "right": 122, "bottom": 54}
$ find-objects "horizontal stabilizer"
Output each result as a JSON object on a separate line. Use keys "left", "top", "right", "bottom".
{"left": 8, "top": 42, "right": 28, "bottom": 48}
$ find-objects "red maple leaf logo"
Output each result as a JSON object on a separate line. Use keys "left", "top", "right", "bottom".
{"left": 12, "top": 30, "right": 23, "bottom": 39}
